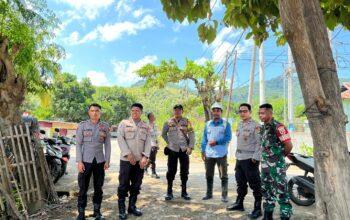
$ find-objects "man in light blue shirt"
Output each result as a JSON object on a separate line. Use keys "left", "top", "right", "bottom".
{"left": 201, "top": 102, "right": 232, "bottom": 202}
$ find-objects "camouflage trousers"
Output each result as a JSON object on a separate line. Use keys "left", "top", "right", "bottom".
{"left": 261, "top": 161, "right": 293, "bottom": 218}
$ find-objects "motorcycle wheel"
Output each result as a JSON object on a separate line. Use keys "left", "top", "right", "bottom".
{"left": 288, "top": 177, "right": 315, "bottom": 206}
{"left": 48, "top": 160, "right": 62, "bottom": 184}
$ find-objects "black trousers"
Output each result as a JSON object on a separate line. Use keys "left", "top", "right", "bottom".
{"left": 235, "top": 159, "right": 262, "bottom": 200}
{"left": 205, "top": 156, "right": 228, "bottom": 182}
{"left": 166, "top": 149, "right": 189, "bottom": 184}
{"left": 149, "top": 147, "right": 158, "bottom": 173}
{"left": 118, "top": 160, "right": 145, "bottom": 199}
{"left": 77, "top": 158, "right": 105, "bottom": 208}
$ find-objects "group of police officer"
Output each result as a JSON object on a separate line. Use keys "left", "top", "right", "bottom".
{"left": 75, "top": 101, "right": 293, "bottom": 220}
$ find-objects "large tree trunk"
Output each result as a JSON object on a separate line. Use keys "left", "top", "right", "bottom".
{"left": 0, "top": 37, "right": 26, "bottom": 130}
{"left": 279, "top": 0, "right": 350, "bottom": 219}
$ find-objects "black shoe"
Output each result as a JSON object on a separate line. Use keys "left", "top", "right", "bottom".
{"left": 151, "top": 173, "right": 160, "bottom": 179}
{"left": 281, "top": 217, "right": 289, "bottom": 220}
{"left": 89, "top": 203, "right": 105, "bottom": 220}
{"left": 128, "top": 195, "right": 142, "bottom": 216}
{"left": 165, "top": 192, "right": 174, "bottom": 201}
{"left": 263, "top": 211, "right": 273, "bottom": 220}
{"left": 226, "top": 197, "right": 245, "bottom": 211}
{"left": 203, "top": 177, "right": 213, "bottom": 200}
{"left": 202, "top": 194, "right": 213, "bottom": 200}
{"left": 118, "top": 199, "right": 127, "bottom": 220}
{"left": 76, "top": 207, "right": 86, "bottom": 220}
{"left": 181, "top": 184, "right": 191, "bottom": 200}
{"left": 248, "top": 200, "right": 262, "bottom": 219}
{"left": 221, "top": 196, "right": 228, "bottom": 203}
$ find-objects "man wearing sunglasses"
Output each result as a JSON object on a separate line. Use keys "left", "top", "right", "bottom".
{"left": 227, "top": 103, "right": 262, "bottom": 219}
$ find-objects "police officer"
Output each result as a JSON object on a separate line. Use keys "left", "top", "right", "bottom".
{"left": 146, "top": 112, "right": 160, "bottom": 178}
{"left": 117, "top": 103, "right": 151, "bottom": 220}
{"left": 226, "top": 103, "right": 262, "bottom": 219}
{"left": 76, "top": 103, "right": 111, "bottom": 220}
{"left": 201, "top": 102, "right": 232, "bottom": 202}
{"left": 258, "top": 103, "right": 293, "bottom": 220}
{"left": 162, "top": 104, "right": 195, "bottom": 201}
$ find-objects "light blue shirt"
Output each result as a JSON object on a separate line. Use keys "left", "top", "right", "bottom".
{"left": 201, "top": 118, "right": 232, "bottom": 158}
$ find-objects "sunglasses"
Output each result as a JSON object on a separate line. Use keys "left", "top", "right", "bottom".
{"left": 238, "top": 110, "right": 249, "bottom": 113}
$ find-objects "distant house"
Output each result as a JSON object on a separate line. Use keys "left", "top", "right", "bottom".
{"left": 38, "top": 120, "right": 78, "bottom": 137}
{"left": 341, "top": 83, "right": 350, "bottom": 132}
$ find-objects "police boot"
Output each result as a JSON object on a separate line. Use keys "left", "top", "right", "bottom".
{"left": 76, "top": 207, "right": 86, "bottom": 220}
{"left": 202, "top": 177, "right": 213, "bottom": 200}
{"left": 90, "top": 203, "right": 105, "bottom": 220}
{"left": 181, "top": 183, "right": 191, "bottom": 200}
{"left": 263, "top": 210, "right": 273, "bottom": 220}
{"left": 248, "top": 200, "right": 262, "bottom": 219}
{"left": 118, "top": 199, "right": 127, "bottom": 220}
{"left": 221, "top": 179, "right": 228, "bottom": 203}
{"left": 165, "top": 181, "right": 174, "bottom": 201}
{"left": 128, "top": 195, "right": 142, "bottom": 216}
{"left": 226, "top": 196, "right": 245, "bottom": 211}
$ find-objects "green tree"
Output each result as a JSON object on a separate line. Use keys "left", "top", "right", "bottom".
{"left": 52, "top": 73, "right": 94, "bottom": 122}
{"left": 93, "top": 86, "right": 136, "bottom": 125}
{"left": 137, "top": 59, "right": 223, "bottom": 121}
{"left": 159, "top": 0, "right": 350, "bottom": 218}
{"left": 0, "top": 0, "right": 63, "bottom": 130}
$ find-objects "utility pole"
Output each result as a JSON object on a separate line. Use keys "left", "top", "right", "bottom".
{"left": 287, "top": 46, "right": 295, "bottom": 131}
{"left": 221, "top": 54, "right": 228, "bottom": 102}
{"left": 225, "top": 50, "right": 237, "bottom": 122}
{"left": 259, "top": 42, "right": 265, "bottom": 105}
{"left": 248, "top": 46, "right": 257, "bottom": 105}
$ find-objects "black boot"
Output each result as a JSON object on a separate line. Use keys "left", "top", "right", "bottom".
{"left": 76, "top": 207, "right": 86, "bottom": 220}
{"left": 118, "top": 199, "right": 127, "bottom": 220}
{"left": 226, "top": 196, "right": 245, "bottom": 211}
{"left": 248, "top": 200, "right": 262, "bottom": 219}
{"left": 90, "top": 203, "right": 105, "bottom": 220}
{"left": 181, "top": 183, "right": 191, "bottom": 200}
{"left": 165, "top": 181, "right": 174, "bottom": 201}
{"left": 221, "top": 179, "right": 228, "bottom": 203}
{"left": 202, "top": 177, "right": 213, "bottom": 200}
{"left": 263, "top": 210, "right": 273, "bottom": 220}
{"left": 128, "top": 195, "right": 142, "bottom": 216}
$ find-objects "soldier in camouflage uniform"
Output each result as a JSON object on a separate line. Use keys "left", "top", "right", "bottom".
{"left": 258, "top": 103, "right": 293, "bottom": 220}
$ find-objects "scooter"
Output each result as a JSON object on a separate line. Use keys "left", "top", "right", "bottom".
{"left": 286, "top": 153, "right": 315, "bottom": 206}
{"left": 42, "top": 137, "right": 63, "bottom": 184}
{"left": 57, "top": 136, "right": 71, "bottom": 178}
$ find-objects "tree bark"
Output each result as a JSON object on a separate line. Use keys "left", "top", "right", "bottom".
{"left": 0, "top": 36, "right": 25, "bottom": 130}
{"left": 279, "top": 0, "right": 350, "bottom": 219}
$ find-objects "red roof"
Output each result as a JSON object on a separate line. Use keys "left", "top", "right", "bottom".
{"left": 341, "top": 83, "right": 350, "bottom": 99}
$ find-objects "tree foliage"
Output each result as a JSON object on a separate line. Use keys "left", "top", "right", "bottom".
{"left": 137, "top": 59, "right": 222, "bottom": 121}
{"left": 160, "top": 0, "right": 350, "bottom": 45}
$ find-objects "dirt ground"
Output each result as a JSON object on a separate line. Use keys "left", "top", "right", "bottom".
{"left": 32, "top": 140, "right": 316, "bottom": 220}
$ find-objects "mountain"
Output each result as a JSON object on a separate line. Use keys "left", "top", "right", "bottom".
{"left": 232, "top": 76, "right": 350, "bottom": 106}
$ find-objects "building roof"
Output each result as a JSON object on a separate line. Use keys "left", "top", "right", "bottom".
{"left": 341, "top": 83, "right": 350, "bottom": 99}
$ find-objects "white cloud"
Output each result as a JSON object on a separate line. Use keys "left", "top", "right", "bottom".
{"left": 64, "top": 53, "right": 73, "bottom": 60}
{"left": 57, "top": 0, "right": 114, "bottom": 20}
{"left": 116, "top": 0, "right": 135, "bottom": 17}
{"left": 209, "top": 28, "right": 252, "bottom": 63}
{"left": 195, "top": 57, "right": 208, "bottom": 65}
{"left": 112, "top": 55, "right": 157, "bottom": 86}
{"left": 170, "top": 37, "right": 178, "bottom": 44}
{"left": 210, "top": 0, "right": 224, "bottom": 12}
{"left": 63, "top": 31, "right": 80, "bottom": 44}
{"left": 132, "top": 7, "right": 152, "bottom": 18}
{"left": 172, "top": 19, "right": 190, "bottom": 32}
{"left": 68, "top": 15, "right": 160, "bottom": 45}
{"left": 86, "top": 70, "right": 110, "bottom": 86}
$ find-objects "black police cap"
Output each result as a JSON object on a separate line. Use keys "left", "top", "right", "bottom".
{"left": 173, "top": 104, "right": 183, "bottom": 110}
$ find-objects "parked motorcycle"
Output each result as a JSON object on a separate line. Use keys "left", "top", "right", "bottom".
{"left": 42, "top": 137, "right": 63, "bottom": 184}
{"left": 286, "top": 153, "right": 315, "bottom": 206}
{"left": 57, "top": 136, "right": 71, "bottom": 178}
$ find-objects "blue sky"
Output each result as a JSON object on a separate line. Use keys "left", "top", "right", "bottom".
{"left": 49, "top": 0, "right": 350, "bottom": 88}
